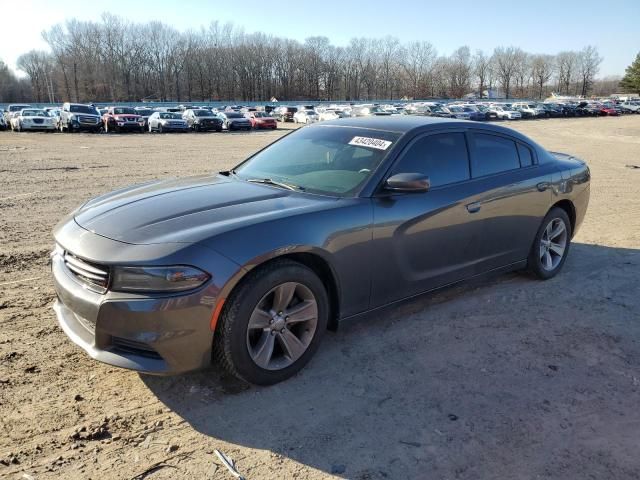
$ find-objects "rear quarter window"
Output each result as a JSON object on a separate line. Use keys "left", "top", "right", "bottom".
{"left": 517, "top": 143, "right": 534, "bottom": 167}
{"left": 470, "top": 133, "right": 521, "bottom": 177}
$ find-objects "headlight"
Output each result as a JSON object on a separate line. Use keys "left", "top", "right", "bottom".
{"left": 111, "top": 265, "right": 210, "bottom": 293}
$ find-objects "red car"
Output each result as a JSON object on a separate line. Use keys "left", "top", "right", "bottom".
{"left": 247, "top": 111, "right": 278, "bottom": 129}
{"left": 103, "top": 107, "right": 146, "bottom": 133}
{"left": 598, "top": 105, "right": 620, "bottom": 116}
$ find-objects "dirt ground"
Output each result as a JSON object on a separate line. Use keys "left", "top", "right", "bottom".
{"left": 1, "top": 116, "right": 639, "bottom": 480}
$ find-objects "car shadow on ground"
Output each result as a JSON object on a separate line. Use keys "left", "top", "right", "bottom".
{"left": 141, "top": 242, "right": 640, "bottom": 479}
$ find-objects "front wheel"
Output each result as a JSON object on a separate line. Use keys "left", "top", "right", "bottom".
{"left": 213, "top": 259, "right": 328, "bottom": 385}
{"left": 527, "top": 207, "right": 571, "bottom": 280}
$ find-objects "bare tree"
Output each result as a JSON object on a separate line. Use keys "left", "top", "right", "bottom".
{"left": 447, "top": 46, "right": 472, "bottom": 98}
{"left": 473, "top": 50, "right": 491, "bottom": 98}
{"left": 577, "top": 46, "right": 602, "bottom": 97}
{"left": 530, "top": 54, "right": 555, "bottom": 99}
{"left": 379, "top": 36, "right": 400, "bottom": 100}
{"left": 492, "top": 46, "right": 521, "bottom": 98}
{"left": 556, "top": 51, "right": 579, "bottom": 95}
{"left": 401, "top": 41, "right": 436, "bottom": 98}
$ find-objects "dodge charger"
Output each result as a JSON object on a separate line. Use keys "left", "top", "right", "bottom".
{"left": 51, "top": 117, "right": 590, "bottom": 385}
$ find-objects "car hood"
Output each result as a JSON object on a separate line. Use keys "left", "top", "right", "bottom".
{"left": 74, "top": 175, "right": 335, "bottom": 245}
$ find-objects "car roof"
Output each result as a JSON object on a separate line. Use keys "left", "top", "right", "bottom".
{"left": 313, "top": 116, "right": 536, "bottom": 143}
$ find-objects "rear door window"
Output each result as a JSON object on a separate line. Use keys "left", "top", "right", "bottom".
{"left": 469, "top": 133, "right": 520, "bottom": 177}
{"left": 392, "top": 132, "right": 470, "bottom": 188}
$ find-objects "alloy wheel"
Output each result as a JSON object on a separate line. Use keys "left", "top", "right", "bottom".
{"left": 539, "top": 218, "right": 568, "bottom": 271}
{"left": 246, "top": 282, "right": 318, "bottom": 371}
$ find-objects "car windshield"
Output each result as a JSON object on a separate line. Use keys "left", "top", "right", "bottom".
{"left": 160, "top": 113, "right": 181, "bottom": 119}
{"left": 136, "top": 109, "right": 153, "bottom": 116}
{"left": 69, "top": 105, "right": 99, "bottom": 114}
{"left": 233, "top": 126, "right": 401, "bottom": 196}
{"left": 22, "top": 109, "right": 47, "bottom": 117}
{"left": 113, "top": 107, "right": 136, "bottom": 115}
{"left": 10, "top": 105, "right": 30, "bottom": 112}
{"left": 226, "top": 112, "right": 243, "bottom": 118}
{"left": 193, "top": 110, "right": 212, "bottom": 117}
{"left": 254, "top": 112, "right": 270, "bottom": 118}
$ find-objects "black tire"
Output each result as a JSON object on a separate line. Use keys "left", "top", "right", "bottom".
{"left": 158, "top": 124, "right": 163, "bottom": 133}
{"left": 213, "top": 259, "right": 329, "bottom": 385}
{"left": 526, "top": 207, "right": 572, "bottom": 280}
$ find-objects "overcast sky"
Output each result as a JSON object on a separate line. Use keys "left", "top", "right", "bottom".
{"left": 2, "top": 0, "right": 638, "bottom": 77}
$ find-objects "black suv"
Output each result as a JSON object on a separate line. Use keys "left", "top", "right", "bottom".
{"left": 60, "top": 103, "right": 102, "bottom": 132}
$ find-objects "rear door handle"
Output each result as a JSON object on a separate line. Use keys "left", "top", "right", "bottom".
{"left": 537, "top": 182, "right": 550, "bottom": 192}
{"left": 466, "top": 202, "right": 481, "bottom": 213}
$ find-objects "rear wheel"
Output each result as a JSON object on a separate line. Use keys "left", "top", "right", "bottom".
{"left": 527, "top": 207, "right": 571, "bottom": 280}
{"left": 213, "top": 259, "right": 328, "bottom": 385}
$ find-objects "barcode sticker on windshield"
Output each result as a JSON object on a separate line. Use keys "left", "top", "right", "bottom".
{"left": 349, "top": 136, "right": 392, "bottom": 150}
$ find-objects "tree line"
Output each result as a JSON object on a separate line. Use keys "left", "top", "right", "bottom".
{"left": 0, "top": 13, "right": 622, "bottom": 104}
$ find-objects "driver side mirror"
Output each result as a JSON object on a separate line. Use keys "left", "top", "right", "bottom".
{"left": 384, "top": 173, "right": 430, "bottom": 193}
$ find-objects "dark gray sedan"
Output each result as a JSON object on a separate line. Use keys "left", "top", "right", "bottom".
{"left": 51, "top": 117, "right": 590, "bottom": 385}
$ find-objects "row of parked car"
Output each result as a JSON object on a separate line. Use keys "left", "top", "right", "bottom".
{"left": 258, "top": 99, "right": 640, "bottom": 124}
{"left": 0, "top": 103, "right": 279, "bottom": 133}
{"left": 1, "top": 98, "right": 638, "bottom": 133}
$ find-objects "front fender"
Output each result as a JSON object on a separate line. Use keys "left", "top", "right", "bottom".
{"left": 205, "top": 199, "right": 373, "bottom": 319}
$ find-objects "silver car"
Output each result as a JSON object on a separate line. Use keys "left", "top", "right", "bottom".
{"left": 148, "top": 111, "right": 189, "bottom": 133}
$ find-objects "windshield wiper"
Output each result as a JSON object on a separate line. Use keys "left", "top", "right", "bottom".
{"left": 246, "top": 178, "right": 304, "bottom": 191}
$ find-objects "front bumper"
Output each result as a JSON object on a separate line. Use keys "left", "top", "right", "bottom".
{"left": 23, "top": 123, "right": 56, "bottom": 130}
{"left": 50, "top": 221, "right": 240, "bottom": 374}
{"left": 194, "top": 121, "right": 222, "bottom": 131}
{"left": 229, "top": 122, "right": 252, "bottom": 130}
{"left": 114, "top": 122, "right": 144, "bottom": 131}
{"left": 162, "top": 124, "right": 189, "bottom": 131}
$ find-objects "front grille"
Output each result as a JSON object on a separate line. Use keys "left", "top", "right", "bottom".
{"left": 33, "top": 118, "right": 44, "bottom": 124}
{"left": 111, "top": 337, "right": 162, "bottom": 359}
{"left": 63, "top": 251, "right": 110, "bottom": 292}
{"left": 79, "top": 116, "right": 99, "bottom": 124}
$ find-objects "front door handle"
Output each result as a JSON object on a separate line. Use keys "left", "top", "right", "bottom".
{"left": 466, "top": 202, "right": 481, "bottom": 213}
{"left": 537, "top": 182, "right": 550, "bottom": 192}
